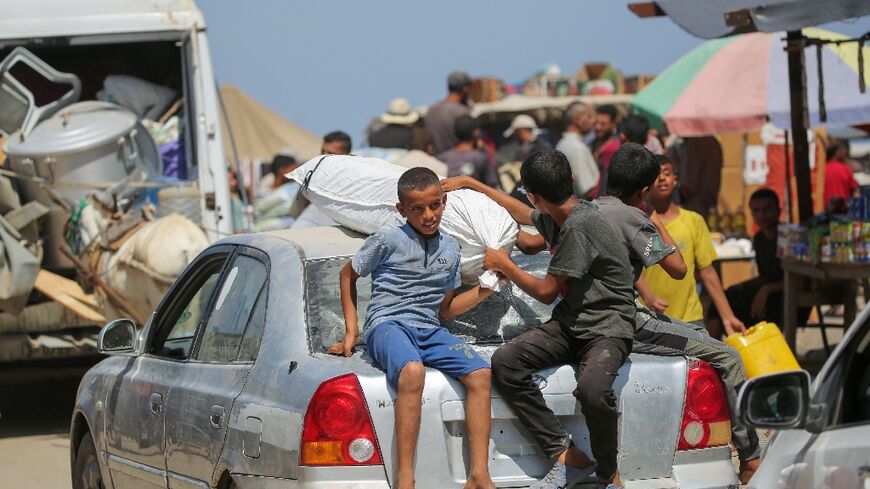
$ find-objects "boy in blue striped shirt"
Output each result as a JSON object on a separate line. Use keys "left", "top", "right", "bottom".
{"left": 330, "top": 167, "right": 496, "bottom": 489}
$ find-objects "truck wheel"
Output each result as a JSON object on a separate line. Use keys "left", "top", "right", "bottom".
{"left": 73, "top": 432, "right": 104, "bottom": 489}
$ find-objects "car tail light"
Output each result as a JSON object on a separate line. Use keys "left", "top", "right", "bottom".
{"left": 678, "top": 359, "right": 731, "bottom": 451}
{"left": 300, "top": 373, "right": 383, "bottom": 466}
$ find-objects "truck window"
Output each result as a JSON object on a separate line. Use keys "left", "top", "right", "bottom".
{"left": 303, "top": 253, "right": 556, "bottom": 353}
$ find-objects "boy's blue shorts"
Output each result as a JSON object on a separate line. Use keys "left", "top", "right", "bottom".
{"left": 365, "top": 320, "right": 489, "bottom": 388}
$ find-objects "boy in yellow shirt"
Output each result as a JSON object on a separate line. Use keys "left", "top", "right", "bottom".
{"left": 638, "top": 157, "right": 746, "bottom": 336}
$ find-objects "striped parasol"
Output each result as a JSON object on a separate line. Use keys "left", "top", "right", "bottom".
{"left": 633, "top": 28, "right": 870, "bottom": 136}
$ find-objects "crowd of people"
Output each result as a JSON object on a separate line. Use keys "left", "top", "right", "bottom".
{"left": 224, "top": 69, "right": 860, "bottom": 489}
{"left": 232, "top": 68, "right": 814, "bottom": 350}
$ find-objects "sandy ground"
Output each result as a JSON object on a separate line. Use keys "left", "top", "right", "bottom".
{"left": 0, "top": 317, "right": 851, "bottom": 489}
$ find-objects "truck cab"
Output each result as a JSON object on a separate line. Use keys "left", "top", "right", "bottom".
{"left": 0, "top": 0, "right": 233, "bottom": 365}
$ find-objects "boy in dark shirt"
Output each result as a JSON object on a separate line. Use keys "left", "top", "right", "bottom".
{"left": 454, "top": 151, "right": 636, "bottom": 488}
{"left": 598, "top": 145, "right": 760, "bottom": 483}
{"left": 707, "top": 188, "right": 806, "bottom": 337}
{"left": 444, "top": 146, "right": 760, "bottom": 485}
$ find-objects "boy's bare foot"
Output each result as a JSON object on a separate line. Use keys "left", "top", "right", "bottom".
{"left": 739, "top": 457, "right": 760, "bottom": 484}
{"left": 464, "top": 472, "right": 496, "bottom": 489}
{"left": 557, "top": 445, "right": 595, "bottom": 470}
{"left": 597, "top": 469, "right": 623, "bottom": 488}
{"left": 396, "top": 472, "right": 415, "bottom": 489}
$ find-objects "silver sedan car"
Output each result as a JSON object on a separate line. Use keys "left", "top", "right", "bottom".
{"left": 72, "top": 227, "right": 739, "bottom": 489}
{"left": 739, "top": 304, "right": 870, "bottom": 489}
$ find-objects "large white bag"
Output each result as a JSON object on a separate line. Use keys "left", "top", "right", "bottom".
{"left": 289, "top": 155, "right": 518, "bottom": 287}
{"left": 96, "top": 213, "right": 209, "bottom": 324}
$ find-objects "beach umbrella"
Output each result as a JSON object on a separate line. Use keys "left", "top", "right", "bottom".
{"left": 633, "top": 27, "right": 870, "bottom": 136}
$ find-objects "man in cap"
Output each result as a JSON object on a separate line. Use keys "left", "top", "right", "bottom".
{"left": 369, "top": 97, "right": 419, "bottom": 150}
{"left": 426, "top": 70, "right": 473, "bottom": 154}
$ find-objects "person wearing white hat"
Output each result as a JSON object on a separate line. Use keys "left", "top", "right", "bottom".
{"left": 498, "top": 114, "right": 553, "bottom": 165}
{"left": 369, "top": 97, "right": 420, "bottom": 150}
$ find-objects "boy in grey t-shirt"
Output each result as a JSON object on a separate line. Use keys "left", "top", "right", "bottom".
{"left": 597, "top": 143, "right": 760, "bottom": 483}
{"left": 446, "top": 151, "right": 635, "bottom": 488}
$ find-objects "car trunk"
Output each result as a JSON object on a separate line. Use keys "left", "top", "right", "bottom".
{"left": 357, "top": 349, "right": 687, "bottom": 488}
{"left": 305, "top": 254, "right": 688, "bottom": 487}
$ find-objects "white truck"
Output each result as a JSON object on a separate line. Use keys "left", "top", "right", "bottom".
{"left": 0, "top": 0, "right": 235, "bottom": 370}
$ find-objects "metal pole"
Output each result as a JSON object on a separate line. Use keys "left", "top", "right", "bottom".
{"left": 786, "top": 30, "right": 814, "bottom": 222}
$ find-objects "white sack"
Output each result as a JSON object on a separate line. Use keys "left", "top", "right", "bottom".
{"left": 289, "top": 155, "right": 518, "bottom": 288}
{"left": 97, "top": 213, "right": 209, "bottom": 324}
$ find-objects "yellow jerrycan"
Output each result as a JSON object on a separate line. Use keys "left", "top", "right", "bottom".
{"left": 725, "top": 322, "right": 801, "bottom": 379}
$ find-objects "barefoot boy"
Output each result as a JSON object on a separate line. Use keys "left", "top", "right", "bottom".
{"left": 329, "top": 167, "right": 496, "bottom": 489}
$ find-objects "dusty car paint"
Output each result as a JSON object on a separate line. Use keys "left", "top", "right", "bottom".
{"left": 73, "top": 227, "right": 739, "bottom": 489}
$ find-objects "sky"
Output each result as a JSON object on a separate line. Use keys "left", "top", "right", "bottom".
{"left": 199, "top": 1, "right": 870, "bottom": 147}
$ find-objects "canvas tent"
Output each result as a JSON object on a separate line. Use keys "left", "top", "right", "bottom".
{"left": 219, "top": 84, "right": 320, "bottom": 164}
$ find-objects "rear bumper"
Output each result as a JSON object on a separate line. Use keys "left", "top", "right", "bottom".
{"left": 668, "top": 446, "right": 739, "bottom": 489}
{"left": 231, "top": 466, "right": 390, "bottom": 489}
{"left": 620, "top": 447, "right": 737, "bottom": 489}
{"left": 230, "top": 447, "right": 736, "bottom": 489}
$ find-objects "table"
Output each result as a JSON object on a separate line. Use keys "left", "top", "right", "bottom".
{"left": 712, "top": 252, "right": 755, "bottom": 289}
{"left": 781, "top": 258, "right": 870, "bottom": 350}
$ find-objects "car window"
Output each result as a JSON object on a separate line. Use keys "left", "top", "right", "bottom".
{"left": 238, "top": 287, "right": 267, "bottom": 362}
{"left": 196, "top": 254, "right": 268, "bottom": 363}
{"left": 153, "top": 256, "right": 227, "bottom": 359}
{"left": 303, "top": 252, "right": 556, "bottom": 352}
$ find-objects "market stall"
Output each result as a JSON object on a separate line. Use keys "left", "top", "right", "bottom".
{"left": 631, "top": 26, "right": 870, "bottom": 342}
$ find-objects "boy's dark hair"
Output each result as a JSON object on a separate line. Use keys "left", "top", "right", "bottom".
{"left": 453, "top": 115, "right": 478, "bottom": 142}
{"left": 596, "top": 104, "right": 618, "bottom": 121}
{"left": 606, "top": 143, "right": 660, "bottom": 199}
{"left": 620, "top": 114, "right": 649, "bottom": 145}
{"left": 397, "top": 167, "right": 441, "bottom": 203}
{"left": 520, "top": 150, "right": 574, "bottom": 204}
{"left": 270, "top": 154, "right": 296, "bottom": 176}
{"left": 749, "top": 188, "right": 780, "bottom": 208}
{"left": 323, "top": 130, "right": 352, "bottom": 153}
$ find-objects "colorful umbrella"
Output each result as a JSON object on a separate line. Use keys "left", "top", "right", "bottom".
{"left": 632, "top": 28, "right": 870, "bottom": 136}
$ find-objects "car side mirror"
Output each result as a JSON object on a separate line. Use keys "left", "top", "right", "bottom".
{"left": 98, "top": 318, "right": 138, "bottom": 355}
{"left": 738, "top": 370, "right": 811, "bottom": 430}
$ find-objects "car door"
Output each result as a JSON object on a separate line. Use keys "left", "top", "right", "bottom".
{"left": 104, "top": 245, "right": 233, "bottom": 489}
{"left": 790, "top": 315, "right": 870, "bottom": 488}
{"left": 162, "top": 247, "right": 269, "bottom": 489}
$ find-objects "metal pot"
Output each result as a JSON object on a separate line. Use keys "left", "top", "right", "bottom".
{"left": 5, "top": 101, "right": 160, "bottom": 205}
{"left": 4, "top": 101, "right": 161, "bottom": 267}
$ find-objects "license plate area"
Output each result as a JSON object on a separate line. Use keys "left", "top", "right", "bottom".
{"left": 441, "top": 395, "right": 592, "bottom": 486}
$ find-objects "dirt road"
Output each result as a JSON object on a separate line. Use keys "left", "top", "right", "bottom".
{"left": 0, "top": 365, "right": 93, "bottom": 489}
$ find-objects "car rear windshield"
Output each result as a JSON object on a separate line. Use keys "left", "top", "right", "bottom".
{"left": 303, "top": 253, "right": 555, "bottom": 353}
